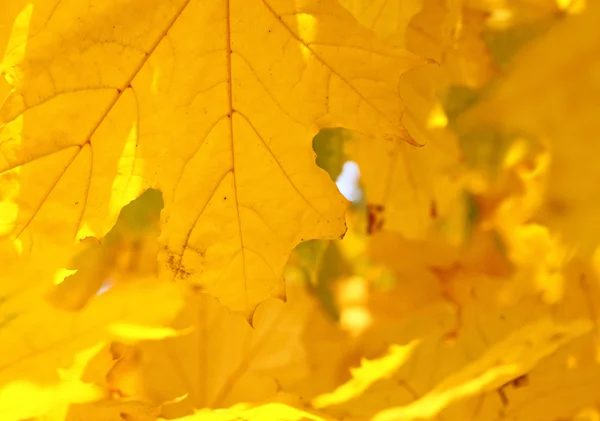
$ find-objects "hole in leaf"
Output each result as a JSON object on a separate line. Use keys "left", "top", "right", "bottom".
{"left": 96, "top": 278, "right": 114, "bottom": 296}
{"left": 312, "top": 127, "right": 348, "bottom": 181}
{"left": 312, "top": 127, "right": 363, "bottom": 203}
{"left": 48, "top": 189, "right": 164, "bottom": 311}
{"left": 336, "top": 160, "right": 362, "bottom": 203}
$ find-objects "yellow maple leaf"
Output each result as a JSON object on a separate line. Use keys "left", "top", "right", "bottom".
{"left": 104, "top": 280, "right": 349, "bottom": 417}
{"left": 0, "top": 0, "right": 430, "bottom": 316}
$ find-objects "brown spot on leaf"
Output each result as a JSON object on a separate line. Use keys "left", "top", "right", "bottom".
{"left": 497, "top": 387, "right": 508, "bottom": 406}
{"left": 191, "top": 284, "right": 205, "bottom": 294}
{"left": 546, "top": 197, "right": 568, "bottom": 217}
{"left": 166, "top": 253, "right": 191, "bottom": 280}
{"left": 367, "top": 203, "right": 385, "bottom": 235}
{"left": 430, "top": 200, "right": 438, "bottom": 219}
{"left": 511, "top": 374, "right": 529, "bottom": 388}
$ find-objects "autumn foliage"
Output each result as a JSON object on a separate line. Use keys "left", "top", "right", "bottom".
{"left": 0, "top": 0, "right": 598, "bottom": 420}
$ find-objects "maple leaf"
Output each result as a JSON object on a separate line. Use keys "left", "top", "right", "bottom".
{"left": 107, "top": 295, "right": 303, "bottom": 415}
{"left": 0, "top": 0, "right": 427, "bottom": 317}
{"left": 104, "top": 280, "right": 350, "bottom": 417}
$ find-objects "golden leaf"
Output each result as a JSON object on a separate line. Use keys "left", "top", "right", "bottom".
{"left": 0, "top": 0, "right": 428, "bottom": 316}
{"left": 105, "top": 281, "right": 349, "bottom": 417}
{"left": 373, "top": 318, "right": 591, "bottom": 421}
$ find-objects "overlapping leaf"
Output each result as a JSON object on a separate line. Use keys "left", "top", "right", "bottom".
{"left": 104, "top": 281, "right": 350, "bottom": 418}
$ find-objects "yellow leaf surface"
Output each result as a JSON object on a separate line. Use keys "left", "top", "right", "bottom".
{"left": 0, "top": 343, "right": 104, "bottom": 421}
{"left": 0, "top": 0, "right": 29, "bottom": 104}
{"left": 48, "top": 188, "right": 164, "bottom": 312}
{"left": 351, "top": 229, "right": 510, "bottom": 358}
{"left": 338, "top": 0, "right": 424, "bottom": 46}
{"left": 409, "top": 0, "right": 496, "bottom": 87}
{"left": 372, "top": 318, "right": 591, "bottom": 421}
{"left": 0, "top": 0, "right": 429, "bottom": 316}
{"left": 314, "top": 295, "right": 595, "bottom": 421}
{"left": 315, "top": 229, "right": 600, "bottom": 420}
{"left": 343, "top": 0, "right": 494, "bottom": 240}
{"left": 0, "top": 279, "right": 182, "bottom": 393}
{"left": 313, "top": 340, "right": 420, "bottom": 409}
{"left": 0, "top": 184, "right": 182, "bottom": 418}
{"left": 163, "top": 401, "right": 336, "bottom": 421}
{"left": 106, "top": 281, "right": 349, "bottom": 417}
{"left": 62, "top": 343, "right": 165, "bottom": 421}
{"left": 322, "top": 222, "right": 600, "bottom": 420}
{"left": 348, "top": 128, "right": 462, "bottom": 239}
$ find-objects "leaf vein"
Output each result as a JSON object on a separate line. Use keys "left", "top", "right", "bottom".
{"left": 234, "top": 110, "right": 322, "bottom": 218}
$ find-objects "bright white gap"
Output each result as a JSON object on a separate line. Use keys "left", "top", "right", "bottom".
{"left": 96, "top": 278, "right": 114, "bottom": 296}
{"left": 335, "top": 161, "right": 362, "bottom": 203}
